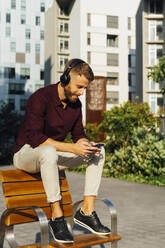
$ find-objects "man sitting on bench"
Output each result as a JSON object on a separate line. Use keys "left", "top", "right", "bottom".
{"left": 13, "top": 58, "right": 111, "bottom": 243}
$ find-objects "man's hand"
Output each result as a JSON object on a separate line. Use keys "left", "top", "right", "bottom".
{"left": 72, "top": 140, "right": 101, "bottom": 157}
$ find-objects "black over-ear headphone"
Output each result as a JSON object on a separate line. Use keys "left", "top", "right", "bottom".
{"left": 60, "top": 59, "right": 85, "bottom": 86}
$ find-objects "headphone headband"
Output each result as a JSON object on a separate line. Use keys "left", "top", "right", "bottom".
{"left": 60, "top": 59, "right": 85, "bottom": 86}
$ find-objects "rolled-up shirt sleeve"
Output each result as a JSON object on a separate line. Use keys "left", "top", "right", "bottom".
{"left": 71, "top": 107, "right": 88, "bottom": 143}
{"left": 24, "top": 93, "right": 48, "bottom": 148}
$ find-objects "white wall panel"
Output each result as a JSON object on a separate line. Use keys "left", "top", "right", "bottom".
{"left": 91, "top": 52, "right": 106, "bottom": 66}
{"left": 91, "top": 33, "right": 105, "bottom": 47}
{"left": 91, "top": 14, "right": 106, "bottom": 27}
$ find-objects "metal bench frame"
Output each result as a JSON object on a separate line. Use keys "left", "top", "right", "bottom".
{"left": 0, "top": 198, "right": 118, "bottom": 248}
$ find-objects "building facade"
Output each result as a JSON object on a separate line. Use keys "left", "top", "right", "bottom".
{"left": 0, "top": 0, "right": 53, "bottom": 113}
{"left": 136, "top": 0, "right": 165, "bottom": 114}
{"left": 45, "top": 0, "right": 141, "bottom": 122}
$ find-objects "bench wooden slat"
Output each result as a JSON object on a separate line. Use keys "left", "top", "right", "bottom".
{"left": 5, "top": 192, "right": 72, "bottom": 208}
{"left": 17, "top": 233, "right": 122, "bottom": 248}
{"left": 2, "top": 179, "right": 69, "bottom": 196}
{"left": 5, "top": 205, "right": 73, "bottom": 226}
{"left": 0, "top": 169, "right": 66, "bottom": 183}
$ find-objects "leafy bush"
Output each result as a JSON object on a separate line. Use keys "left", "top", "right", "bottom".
{"left": 84, "top": 123, "right": 99, "bottom": 141}
{"left": 64, "top": 123, "right": 99, "bottom": 143}
{"left": 104, "top": 128, "right": 165, "bottom": 178}
{"left": 99, "top": 101, "right": 161, "bottom": 153}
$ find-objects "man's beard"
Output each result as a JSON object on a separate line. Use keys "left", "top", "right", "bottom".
{"left": 64, "top": 86, "right": 77, "bottom": 103}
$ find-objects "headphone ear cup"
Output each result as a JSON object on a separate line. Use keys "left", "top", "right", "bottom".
{"left": 60, "top": 73, "right": 70, "bottom": 86}
{"left": 66, "top": 74, "right": 70, "bottom": 85}
{"left": 60, "top": 74, "right": 67, "bottom": 86}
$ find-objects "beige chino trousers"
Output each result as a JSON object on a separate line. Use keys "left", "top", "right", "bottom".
{"left": 13, "top": 144, "right": 105, "bottom": 203}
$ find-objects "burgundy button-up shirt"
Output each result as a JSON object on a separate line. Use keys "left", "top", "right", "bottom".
{"left": 14, "top": 82, "right": 87, "bottom": 153}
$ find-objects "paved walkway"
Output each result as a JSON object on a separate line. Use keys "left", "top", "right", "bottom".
{"left": 0, "top": 165, "right": 165, "bottom": 248}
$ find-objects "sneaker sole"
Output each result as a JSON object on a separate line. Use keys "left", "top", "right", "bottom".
{"left": 74, "top": 218, "right": 111, "bottom": 235}
{"left": 49, "top": 225, "right": 74, "bottom": 243}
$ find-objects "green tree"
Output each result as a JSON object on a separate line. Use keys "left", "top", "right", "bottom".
{"left": 148, "top": 55, "right": 165, "bottom": 92}
{"left": 0, "top": 102, "right": 21, "bottom": 165}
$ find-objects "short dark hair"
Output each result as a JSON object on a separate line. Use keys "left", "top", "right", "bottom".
{"left": 64, "top": 58, "right": 94, "bottom": 82}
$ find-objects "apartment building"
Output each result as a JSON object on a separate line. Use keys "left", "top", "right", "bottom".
{"left": 45, "top": 0, "right": 141, "bottom": 121}
{"left": 0, "top": 0, "right": 53, "bottom": 113}
{"left": 136, "top": 0, "right": 165, "bottom": 114}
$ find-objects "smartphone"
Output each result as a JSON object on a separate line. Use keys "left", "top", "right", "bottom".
{"left": 93, "top": 143, "right": 104, "bottom": 148}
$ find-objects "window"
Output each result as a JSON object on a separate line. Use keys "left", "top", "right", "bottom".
{"left": 41, "top": 2, "right": 45, "bottom": 12}
{"left": 128, "top": 55, "right": 131, "bottom": 67}
{"left": 21, "top": 0, "right": 26, "bottom": 10}
{"left": 128, "top": 73, "right": 132, "bottom": 86}
{"left": 157, "top": 97, "right": 163, "bottom": 106}
{"left": 107, "top": 34, "right": 118, "bottom": 47}
{"left": 16, "top": 53, "right": 25, "bottom": 63}
{"left": 4, "top": 67, "right": 15, "bottom": 78}
{"left": 59, "top": 55, "right": 68, "bottom": 70}
{"left": 20, "top": 68, "right": 30, "bottom": 79}
{"left": 21, "top": 14, "right": 26, "bottom": 24}
{"left": 128, "top": 92, "right": 132, "bottom": 102}
{"left": 6, "top": 13, "right": 11, "bottom": 23}
{"left": 8, "top": 83, "right": 25, "bottom": 94}
{"left": 149, "top": 44, "right": 163, "bottom": 65}
{"left": 87, "top": 51, "right": 91, "bottom": 64}
{"left": 128, "top": 54, "right": 136, "bottom": 67}
{"left": 25, "top": 29, "right": 30, "bottom": 39}
{"left": 6, "top": 26, "right": 11, "bottom": 37}
{"left": 8, "top": 98, "right": 15, "bottom": 110}
{"left": 128, "top": 36, "right": 131, "bottom": 49}
{"left": 149, "top": 78, "right": 155, "bottom": 90}
{"left": 149, "top": 20, "right": 163, "bottom": 41}
{"left": 10, "top": 42, "right": 16, "bottom": 52}
{"left": 59, "top": 37, "right": 69, "bottom": 52}
{"left": 35, "top": 43, "right": 40, "bottom": 54}
{"left": 87, "top": 32, "right": 91, "bottom": 45}
{"left": 87, "top": 13, "right": 91, "bottom": 26}
{"left": 128, "top": 17, "right": 131, "bottom": 30}
{"left": 107, "top": 91, "right": 119, "bottom": 104}
{"left": 40, "top": 30, "right": 44, "bottom": 40}
{"left": 107, "top": 53, "right": 119, "bottom": 66}
{"left": 107, "top": 72, "right": 119, "bottom": 85}
{"left": 150, "top": 94, "right": 156, "bottom": 114}
{"left": 107, "top": 15, "right": 118, "bottom": 29}
{"left": 11, "top": 0, "right": 16, "bottom": 9}
{"left": 0, "top": 67, "right": 4, "bottom": 78}
{"left": 26, "top": 43, "right": 30, "bottom": 53}
{"left": 128, "top": 73, "right": 136, "bottom": 87}
{"left": 40, "top": 70, "right": 44, "bottom": 80}
{"left": 59, "top": 20, "right": 69, "bottom": 34}
{"left": 20, "top": 99, "right": 27, "bottom": 111}
{"left": 149, "top": 0, "right": 163, "bottom": 14}
{"left": 36, "top": 16, "right": 40, "bottom": 25}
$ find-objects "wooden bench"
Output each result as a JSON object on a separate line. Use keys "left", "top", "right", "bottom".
{"left": 0, "top": 169, "right": 121, "bottom": 248}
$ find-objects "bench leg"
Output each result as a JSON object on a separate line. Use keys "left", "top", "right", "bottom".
{"left": 0, "top": 211, "right": 6, "bottom": 248}
{"left": 0, "top": 207, "right": 49, "bottom": 248}
{"left": 5, "top": 226, "right": 18, "bottom": 248}
{"left": 73, "top": 198, "right": 119, "bottom": 248}
{"left": 0, "top": 209, "right": 18, "bottom": 248}
{"left": 111, "top": 240, "right": 117, "bottom": 248}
